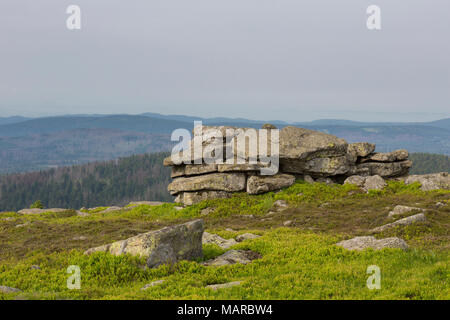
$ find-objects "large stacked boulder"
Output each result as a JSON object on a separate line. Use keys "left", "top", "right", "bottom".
{"left": 165, "top": 125, "right": 413, "bottom": 205}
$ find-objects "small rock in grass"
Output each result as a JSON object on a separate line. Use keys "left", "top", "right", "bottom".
{"left": 203, "top": 250, "right": 261, "bottom": 266}
{"left": 206, "top": 281, "right": 242, "bottom": 290}
{"left": 337, "top": 236, "right": 408, "bottom": 251}
{"left": 30, "top": 265, "right": 41, "bottom": 270}
{"left": 98, "top": 206, "right": 122, "bottom": 214}
{"left": 0, "top": 286, "right": 22, "bottom": 294}
{"left": 363, "top": 175, "right": 386, "bottom": 192}
{"left": 344, "top": 175, "right": 366, "bottom": 188}
{"left": 371, "top": 213, "right": 426, "bottom": 233}
{"left": 141, "top": 280, "right": 165, "bottom": 290}
{"left": 72, "top": 236, "right": 88, "bottom": 241}
{"left": 435, "top": 202, "right": 446, "bottom": 208}
{"left": 388, "top": 205, "right": 423, "bottom": 218}
{"left": 15, "top": 222, "right": 31, "bottom": 228}
{"left": 272, "top": 200, "right": 288, "bottom": 211}
{"left": 200, "top": 208, "right": 215, "bottom": 216}
{"left": 202, "top": 232, "right": 237, "bottom": 249}
{"left": 283, "top": 220, "right": 293, "bottom": 226}
{"left": 235, "top": 233, "right": 261, "bottom": 242}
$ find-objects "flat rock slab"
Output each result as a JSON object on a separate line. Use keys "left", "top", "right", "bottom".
{"left": 202, "top": 232, "right": 237, "bottom": 249}
{"left": 235, "top": 233, "right": 261, "bottom": 242}
{"left": 174, "top": 191, "right": 232, "bottom": 206}
{"left": 362, "top": 149, "right": 409, "bottom": 163}
{"left": 17, "top": 208, "right": 69, "bottom": 215}
{"left": 352, "top": 160, "right": 412, "bottom": 178}
{"left": 371, "top": 213, "right": 426, "bottom": 233}
{"left": 206, "top": 281, "right": 242, "bottom": 290}
{"left": 203, "top": 250, "right": 261, "bottom": 266}
{"left": 129, "top": 201, "right": 166, "bottom": 206}
{"left": 97, "top": 206, "right": 122, "bottom": 213}
{"left": 337, "top": 236, "right": 408, "bottom": 251}
{"left": 168, "top": 173, "right": 246, "bottom": 195}
{"left": 247, "top": 174, "right": 295, "bottom": 195}
{"left": 84, "top": 219, "right": 204, "bottom": 268}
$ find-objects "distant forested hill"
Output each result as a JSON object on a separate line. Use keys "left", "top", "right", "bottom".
{"left": 0, "top": 114, "right": 449, "bottom": 173}
{"left": 0, "top": 152, "right": 172, "bottom": 212}
{"left": 410, "top": 153, "right": 450, "bottom": 174}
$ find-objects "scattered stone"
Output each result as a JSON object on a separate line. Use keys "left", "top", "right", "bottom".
{"left": 336, "top": 236, "right": 408, "bottom": 251}
{"left": 363, "top": 175, "right": 386, "bottom": 191}
{"left": 15, "top": 222, "right": 31, "bottom": 228}
{"left": 206, "top": 281, "right": 242, "bottom": 290}
{"left": 30, "top": 265, "right": 41, "bottom": 270}
{"left": 235, "top": 233, "right": 261, "bottom": 242}
{"left": 247, "top": 174, "right": 295, "bottom": 195}
{"left": 225, "top": 228, "right": 234, "bottom": 232}
{"left": 200, "top": 208, "right": 215, "bottom": 216}
{"left": 141, "top": 280, "right": 165, "bottom": 290}
{"left": 435, "top": 202, "right": 446, "bottom": 208}
{"left": 17, "top": 208, "right": 69, "bottom": 215}
{"left": 371, "top": 213, "right": 426, "bottom": 233}
{"left": 97, "top": 206, "right": 122, "bottom": 213}
{"left": 129, "top": 201, "right": 166, "bottom": 206}
{"left": 272, "top": 200, "right": 288, "bottom": 210}
{"left": 388, "top": 205, "right": 424, "bottom": 218}
{"left": 202, "top": 232, "right": 237, "bottom": 249}
{"left": 76, "top": 211, "right": 89, "bottom": 217}
{"left": 0, "top": 286, "right": 22, "bottom": 294}
{"left": 283, "top": 220, "right": 293, "bottom": 226}
{"left": 403, "top": 172, "right": 450, "bottom": 191}
{"left": 1, "top": 217, "right": 15, "bottom": 221}
{"left": 84, "top": 219, "right": 204, "bottom": 268}
{"left": 344, "top": 175, "right": 366, "bottom": 188}
{"left": 72, "top": 236, "right": 88, "bottom": 241}
{"left": 203, "top": 250, "right": 261, "bottom": 266}
{"left": 175, "top": 191, "right": 232, "bottom": 206}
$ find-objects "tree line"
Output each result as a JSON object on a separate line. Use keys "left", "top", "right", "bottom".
{"left": 0, "top": 152, "right": 448, "bottom": 212}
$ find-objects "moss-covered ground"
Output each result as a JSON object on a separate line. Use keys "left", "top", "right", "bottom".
{"left": 0, "top": 181, "right": 449, "bottom": 300}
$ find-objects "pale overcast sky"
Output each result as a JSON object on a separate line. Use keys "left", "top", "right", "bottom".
{"left": 0, "top": 0, "right": 449, "bottom": 122}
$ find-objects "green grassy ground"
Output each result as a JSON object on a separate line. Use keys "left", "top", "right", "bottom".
{"left": 0, "top": 181, "right": 449, "bottom": 300}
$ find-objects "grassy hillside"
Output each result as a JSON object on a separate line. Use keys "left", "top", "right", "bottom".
{"left": 0, "top": 180, "right": 449, "bottom": 300}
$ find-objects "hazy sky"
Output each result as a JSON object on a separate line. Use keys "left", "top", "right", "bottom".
{"left": 0, "top": 0, "right": 449, "bottom": 122}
